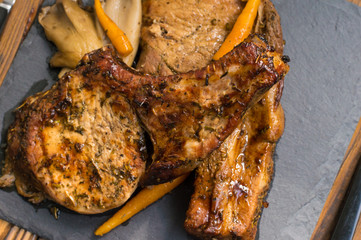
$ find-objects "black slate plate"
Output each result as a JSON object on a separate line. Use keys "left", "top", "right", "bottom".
{"left": 0, "top": 0, "right": 361, "bottom": 239}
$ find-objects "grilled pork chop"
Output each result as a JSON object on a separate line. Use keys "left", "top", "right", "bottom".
{"left": 1, "top": 67, "right": 147, "bottom": 214}
{"left": 137, "top": 0, "right": 286, "bottom": 238}
{"left": 128, "top": 36, "right": 288, "bottom": 185}
{"left": 1, "top": 36, "right": 288, "bottom": 213}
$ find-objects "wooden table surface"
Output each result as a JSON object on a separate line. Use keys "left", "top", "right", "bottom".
{"left": 0, "top": 0, "right": 361, "bottom": 239}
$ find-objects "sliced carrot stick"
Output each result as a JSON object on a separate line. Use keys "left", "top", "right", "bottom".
{"left": 94, "top": 0, "right": 133, "bottom": 56}
{"left": 213, "top": 0, "right": 261, "bottom": 60}
{"left": 94, "top": 174, "right": 189, "bottom": 236}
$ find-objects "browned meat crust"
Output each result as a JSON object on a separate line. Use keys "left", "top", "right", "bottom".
{"left": 95, "top": 36, "right": 287, "bottom": 185}
{"left": 185, "top": 1, "right": 286, "bottom": 239}
{"left": 254, "top": 0, "right": 284, "bottom": 54}
{"left": 137, "top": 0, "right": 245, "bottom": 75}
{"left": 136, "top": 0, "right": 287, "bottom": 238}
{"left": 184, "top": 83, "right": 284, "bottom": 239}
{"left": 1, "top": 37, "right": 288, "bottom": 213}
{"left": 2, "top": 66, "right": 147, "bottom": 214}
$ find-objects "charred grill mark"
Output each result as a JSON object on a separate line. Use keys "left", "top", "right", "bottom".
{"left": 89, "top": 167, "right": 102, "bottom": 191}
{"left": 281, "top": 55, "right": 290, "bottom": 63}
{"left": 205, "top": 74, "right": 209, "bottom": 86}
{"left": 193, "top": 124, "right": 202, "bottom": 140}
{"left": 74, "top": 143, "right": 84, "bottom": 153}
{"left": 54, "top": 97, "right": 72, "bottom": 113}
{"left": 159, "top": 80, "right": 168, "bottom": 90}
{"left": 220, "top": 71, "right": 228, "bottom": 79}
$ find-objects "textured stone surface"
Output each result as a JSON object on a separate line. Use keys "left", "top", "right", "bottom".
{"left": 0, "top": 0, "right": 360, "bottom": 239}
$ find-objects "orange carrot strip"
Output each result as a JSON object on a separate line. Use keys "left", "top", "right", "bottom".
{"left": 213, "top": 0, "right": 261, "bottom": 60}
{"left": 94, "top": 174, "right": 189, "bottom": 236}
{"left": 94, "top": 0, "right": 133, "bottom": 56}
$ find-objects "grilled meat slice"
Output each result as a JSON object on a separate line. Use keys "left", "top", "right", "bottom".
{"left": 137, "top": 0, "right": 244, "bottom": 75}
{"left": 184, "top": 83, "right": 284, "bottom": 239}
{"left": 88, "top": 36, "right": 287, "bottom": 185}
{"left": 1, "top": 68, "right": 147, "bottom": 214}
{"left": 254, "top": 0, "right": 284, "bottom": 54}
